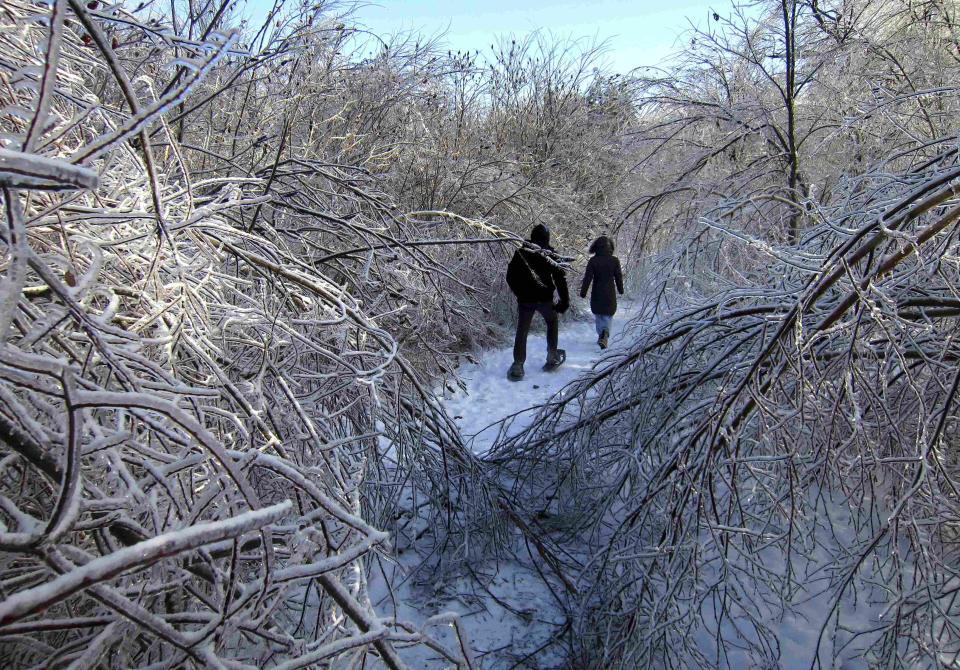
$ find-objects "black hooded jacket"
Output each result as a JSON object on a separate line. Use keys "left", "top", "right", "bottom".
{"left": 580, "top": 236, "right": 623, "bottom": 316}
{"left": 506, "top": 224, "right": 570, "bottom": 305}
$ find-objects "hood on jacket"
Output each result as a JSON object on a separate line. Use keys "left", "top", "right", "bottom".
{"left": 530, "top": 224, "right": 551, "bottom": 248}
{"left": 589, "top": 235, "right": 614, "bottom": 255}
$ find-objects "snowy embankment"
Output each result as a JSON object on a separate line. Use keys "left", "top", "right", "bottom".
{"left": 367, "top": 305, "right": 637, "bottom": 668}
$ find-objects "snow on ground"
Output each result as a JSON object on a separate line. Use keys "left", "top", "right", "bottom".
{"left": 443, "top": 304, "right": 637, "bottom": 455}
{"left": 370, "top": 303, "right": 942, "bottom": 669}
{"left": 368, "top": 305, "right": 638, "bottom": 668}
{"left": 368, "top": 550, "right": 569, "bottom": 669}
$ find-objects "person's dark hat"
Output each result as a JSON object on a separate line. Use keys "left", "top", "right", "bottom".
{"left": 530, "top": 224, "right": 550, "bottom": 247}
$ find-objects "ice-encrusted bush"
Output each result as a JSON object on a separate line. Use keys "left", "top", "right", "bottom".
{"left": 0, "top": 1, "right": 487, "bottom": 667}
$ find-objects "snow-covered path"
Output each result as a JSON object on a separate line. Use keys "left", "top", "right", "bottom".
{"left": 368, "top": 305, "right": 637, "bottom": 669}
{"left": 442, "top": 304, "right": 636, "bottom": 455}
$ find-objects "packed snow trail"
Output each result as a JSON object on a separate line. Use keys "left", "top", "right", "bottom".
{"left": 368, "top": 306, "right": 637, "bottom": 668}
{"left": 443, "top": 303, "right": 637, "bottom": 455}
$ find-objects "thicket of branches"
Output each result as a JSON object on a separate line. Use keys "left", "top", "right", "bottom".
{"left": 490, "top": 0, "right": 960, "bottom": 667}
{"left": 0, "top": 0, "right": 647, "bottom": 664}
{"left": 6, "top": 0, "right": 958, "bottom": 667}
{"left": 0, "top": 0, "right": 605, "bottom": 667}
{"left": 0, "top": 0, "right": 509, "bottom": 666}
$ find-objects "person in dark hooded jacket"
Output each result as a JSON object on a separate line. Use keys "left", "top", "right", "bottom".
{"left": 580, "top": 235, "right": 624, "bottom": 349}
{"left": 505, "top": 224, "right": 569, "bottom": 380}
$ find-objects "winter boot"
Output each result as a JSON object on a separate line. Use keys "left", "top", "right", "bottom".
{"left": 542, "top": 349, "right": 566, "bottom": 371}
{"left": 599, "top": 329, "right": 609, "bottom": 349}
{"left": 507, "top": 361, "right": 525, "bottom": 381}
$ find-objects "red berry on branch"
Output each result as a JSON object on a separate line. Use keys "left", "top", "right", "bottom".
{"left": 82, "top": 34, "right": 93, "bottom": 44}
{"left": 87, "top": 1, "right": 99, "bottom": 9}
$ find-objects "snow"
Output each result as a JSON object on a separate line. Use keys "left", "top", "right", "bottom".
{"left": 369, "top": 303, "right": 638, "bottom": 668}
{"left": 442, "top": 303, "right": 637, "bottom": 455}
{"left": 375, "top": 304, "right": 905, "bottom": 669}
{"left": 690, "top": 491, "right": 893, "bottom": 670}
{"left": 368, "top": 548, "right": 570, "bottom": 669}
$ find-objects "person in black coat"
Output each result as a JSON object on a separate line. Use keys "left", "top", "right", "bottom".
{"left": 580, "top": 235, "right": 623, "bottom": 349}
{"left": 505, "top": 224, "right": 569, "bottom": 379}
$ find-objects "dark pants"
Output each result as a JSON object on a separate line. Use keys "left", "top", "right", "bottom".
{"left": 513, "top": 302, "right": 558, "bottom": 364}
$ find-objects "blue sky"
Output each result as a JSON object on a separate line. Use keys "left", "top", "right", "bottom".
{"left": 243, "top": 0, "right": 728, "bottom": 72}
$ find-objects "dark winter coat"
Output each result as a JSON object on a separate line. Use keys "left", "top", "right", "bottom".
{"left": 580, "top": 236, "right": 623, "bottom": 316}
{"left": 506, "top": 224, "right": 570, "bottom": 305}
